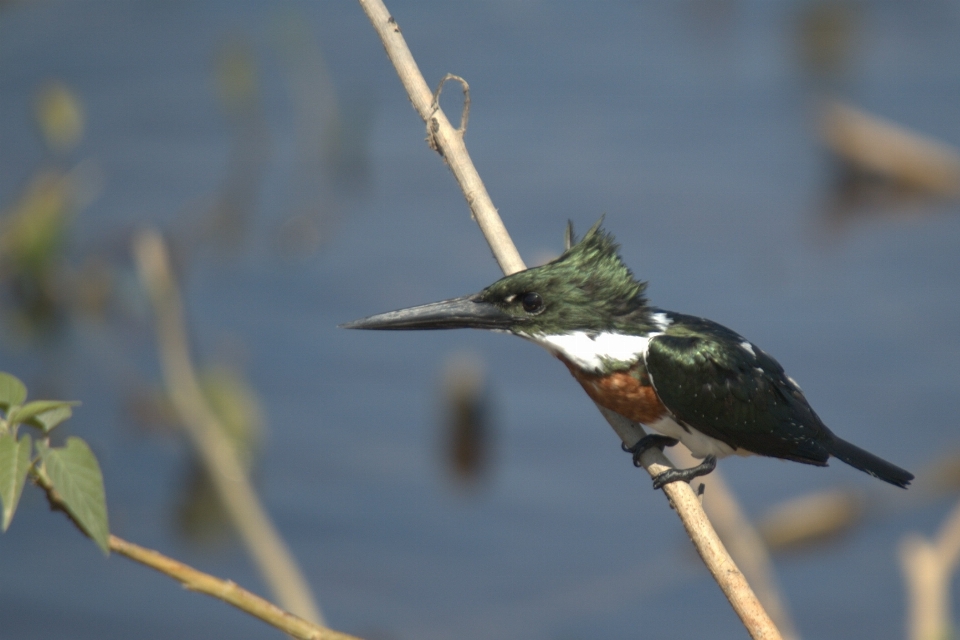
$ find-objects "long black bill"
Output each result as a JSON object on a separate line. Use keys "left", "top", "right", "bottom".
{"left": 340, "top": 294, "right": 513, "bottom": 331}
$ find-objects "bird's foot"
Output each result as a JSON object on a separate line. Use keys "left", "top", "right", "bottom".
{"left": 652, "top": 455, "right": 717, "bottom": 490}
{"left": 622, "top": 435, "right": 679, "bottom": 467}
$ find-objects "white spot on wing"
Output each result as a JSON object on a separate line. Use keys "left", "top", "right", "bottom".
{"left": 739, "top": 341, "right": 756, "bottom": 357}
{"left": 521, "top": 330, "right": 659, "bottom": 372}
{"left": 650, "top": 312, "right": 673, "bottom": 331}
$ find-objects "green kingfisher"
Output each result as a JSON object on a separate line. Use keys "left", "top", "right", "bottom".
{"left": 342, "top": 221, "right": 914, "bottom": 490}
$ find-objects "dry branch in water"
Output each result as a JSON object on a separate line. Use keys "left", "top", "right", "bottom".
{"left": 822, "top": 100, "right": 960, "bottom": 197}
{"left": 357, "top": 1, "right": 782, "bottom": 638}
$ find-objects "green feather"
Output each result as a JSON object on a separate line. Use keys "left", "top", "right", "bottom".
{"left": 646, "top": 314, "right": 831, "bottom": 464}
{"left": 478, "top": 219, "right": 653, "bottom": 335}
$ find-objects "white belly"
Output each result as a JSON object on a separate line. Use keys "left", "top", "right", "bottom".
{"left": 644, "top": 415, "right": 753, "bottom": 460}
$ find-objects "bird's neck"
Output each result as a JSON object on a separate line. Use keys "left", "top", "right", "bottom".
{"left": 530, "top": 331, "right": 654, "bottom": 373}
{"left": 519, "top": 313, "right": 668, "bottom": 374}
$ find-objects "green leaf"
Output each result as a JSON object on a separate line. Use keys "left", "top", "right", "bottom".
{"left": 0, "top": 373, "right": 27, "bottom": 411}
{"left": 40, "top": 437, "right": 110, "bottom": 554}
{"left": 11, "top": 400, "right": 79, "bottom": 432}
{"left": 30, "top": 405, "right": 75, "bottom": 433}
{"left": 0, "top": 432, "right": 33, "bottom": 531}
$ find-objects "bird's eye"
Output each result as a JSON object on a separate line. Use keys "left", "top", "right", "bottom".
{"left": 521, "top": 292, "right": 544, "bottom": 314}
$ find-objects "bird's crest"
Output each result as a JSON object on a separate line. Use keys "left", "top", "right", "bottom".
{"left": 478, "top": 218, "right": 651, "bottom": 335}
{"left": 555, "top": 217, "right": 647, "bottom": 305}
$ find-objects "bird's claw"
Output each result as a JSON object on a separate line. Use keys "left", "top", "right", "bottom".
{"left": 651, "top": 455, "right": 717, "bottom": 490}
{"left": 622, "top": 434, "right": 679, "bottom": 467}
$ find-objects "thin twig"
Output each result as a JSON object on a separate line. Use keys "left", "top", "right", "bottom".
{"left": 108, "top": 535, "right": 360, "bottom": 640}
{"left": 31, "top": 465, "right": 355, "bottom": 639}
{"left": 357, "top": 2, "right": 782, "bottom": 638}
{"left": 133, "top": 229, "right": 324, "bottom": 625}
{"left": 432, "top": 73, "right": 470, "bottom": 136}
{"left": 359, "top": 0, "right": 523, "bottom": 276}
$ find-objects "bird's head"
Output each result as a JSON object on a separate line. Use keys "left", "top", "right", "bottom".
{"left": 341, "top": 220, "right": 653, "bottom": 337}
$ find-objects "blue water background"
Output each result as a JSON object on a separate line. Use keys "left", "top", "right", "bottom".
{"left": 2, "top": 1, "right": 960, "bottom": 639}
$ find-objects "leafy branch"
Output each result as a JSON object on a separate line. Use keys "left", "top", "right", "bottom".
{"left": 0, "top": 370, "right": 361, "bottom": 640}
{"left": 0, "top": 371, "right": 106, "bottom": 550}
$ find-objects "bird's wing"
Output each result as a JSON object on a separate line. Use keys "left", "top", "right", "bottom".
{"left": 644, "top": 314, "right": 831, "bottom": 464}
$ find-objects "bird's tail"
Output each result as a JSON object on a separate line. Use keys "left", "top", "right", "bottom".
{"left": 826, "top": 436, "right": 913, "bottom": 488}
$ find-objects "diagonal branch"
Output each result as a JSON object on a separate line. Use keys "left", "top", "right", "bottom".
{"left": 357, "top": 2, "right": 782, "bottom": 638}
{"left": 359, "top": 2, "right": 523, "bottom": 276}
{"left": 108, "top": 535, "right": 359, "bottom": 640}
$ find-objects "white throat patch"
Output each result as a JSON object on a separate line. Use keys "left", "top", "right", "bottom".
{"left": 520, "top": 330, "right": 659, "bottom": 373}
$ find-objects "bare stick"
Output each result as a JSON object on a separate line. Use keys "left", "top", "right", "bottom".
{"left": 357, "top": 2, "right": 782, "bottom": 638}
{"left": 133, "top": 229, "right": 324, "bottom": 626}
{"left": 673, "top": 448, "right": 799, "bottom": 640}
{"left": 358, "top": 0, "right": 523, "bottom": 276}
{"left": 599, "top": 409, "right": 783, "bottom": 639}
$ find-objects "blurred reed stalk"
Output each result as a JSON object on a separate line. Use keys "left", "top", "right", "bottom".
{"left": 133, "top": 229, "right": 323, "bottom": 626}
{"left": 822, "top": 100, "right": 960, "bottom": 197}
{"left": 900, "top": 496, "right": 960, "bottom": 640}
{"left": 757, "top": 489, "right": 864, "bottom": 551}
{"left": 440, "top": 352, "right": 493, "bottom": 486}
{"left": 358, "top": 1, "right": 781, "bottom": 637}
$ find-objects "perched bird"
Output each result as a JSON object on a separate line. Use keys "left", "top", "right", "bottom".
{"left": 342, "top": 221, "right": 914, "bottom": 490}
